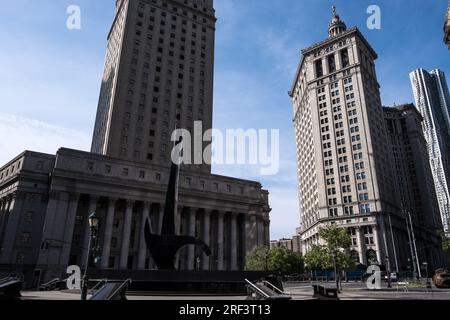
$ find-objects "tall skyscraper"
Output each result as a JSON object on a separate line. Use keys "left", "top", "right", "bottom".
{"left": 288, "top": 7, "right": 448, "bottom": 270}
{"left": 410, "top": 69, "right": 450, "bottom": 233}
{"left": 289, "top": 7, "right": 399, "bottom": 266}
{"left": 384, "top": 104, "right": 445, "bottom": 268}
{"left": 445, "top": 2, "right": 450, "bottom": 50}
{"left": 92, "top": 0, "right": 215, "bottom": 173}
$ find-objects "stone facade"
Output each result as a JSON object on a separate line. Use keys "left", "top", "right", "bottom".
{"left": 92, "top": 0, "right": 216, "bottom": 174}
{"left": 288, "top": 8, "right": 447, "bottom": 271}
{"left": 0, "top": 149, "right": 270, "bottom": 285}
{"left": 383, "top": 104, "right": 446, "bottom": 271}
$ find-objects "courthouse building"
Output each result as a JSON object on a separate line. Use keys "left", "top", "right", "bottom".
{"left": 0, "top": 0, "right": 271, "bottom": 286}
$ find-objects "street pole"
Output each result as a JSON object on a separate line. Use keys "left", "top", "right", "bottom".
{"left": 405, "top": 214, "right": 417, "bottom": 279}
{"left": 386, "top": 256, "right": 392, "bottom": 288}
{"left": 387, "top": 213, "right": 399, "bottom": 272}
{"left": 407, "top": 211, "right": 422, "bottom": 278}
{"left": 81, "top": 233, "right": 92, "bottom": 301}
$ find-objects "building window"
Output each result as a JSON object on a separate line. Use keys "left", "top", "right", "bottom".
{"left": 139, "top": 171, "right": 146, "bottom": 179}
{"left": 113, "top": 219, "right": 120, "bottom": 228}
{"left": 36, "top": 161, "right": 44, "bottom": 170}
{"left": 155, "top": 173, "right": 161, "bottom": 181}
{"left": 122, "top": 168, "right": 129, "bottom": 177}
{"left": 341, "top": 48, "right": 349, "bottom": 68}
{"left": 105, "top": 165, "right": 112, "bottom": 174}
{"left": 16, "top": 252, "right": 25, "bottom": 264}
{"left": 315, "top": 59, "right": 323, "bottom": 78}
{"left": 20, "top": 232, "right": 31, "bottom": 244}
{"left": 328, "top": 54, "right": 336, "bottom": 73}
{"left": 24, "top": 211, "right": 33, "bottom": 222}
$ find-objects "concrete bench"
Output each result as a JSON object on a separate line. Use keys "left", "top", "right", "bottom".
{"left": 312, "top": 284, "right": 339, "bottom": 300}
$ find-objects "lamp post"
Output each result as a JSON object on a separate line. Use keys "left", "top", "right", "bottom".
{"left": 196, "top": 257, "right": 201, "bottom": 271}
{"left": 423, "top": 262, "right": 431, "bottom": 288}
{"left": 385, "top": 256, "right": 392, "bottom": 288}
{"left": 81, "top": 211, "right": 100, "bottom": 301}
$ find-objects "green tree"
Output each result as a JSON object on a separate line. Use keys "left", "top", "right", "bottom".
{"left": 245, "top": 246, "right": 271, "bottom": 271}
{"left": 303, "top": 225, "right": 356, "bottom": 291}
{"left": 438, "top": 230, "right": 450, "bottom": 251}
{"left": 245, "top": 246, "right": 304, "bottom": 274}
{"left": 304, "top": 245, "right": 332, "bottom": 270}
{"left": 268, "top": 246, "right": 304, "bottom": 274}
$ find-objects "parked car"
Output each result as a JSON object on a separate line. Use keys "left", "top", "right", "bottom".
{"left": 433, "top": 269, "right": 450, "bottom": 289}
{"left": 383, "top": 272, "right": 398, "bottom": 283}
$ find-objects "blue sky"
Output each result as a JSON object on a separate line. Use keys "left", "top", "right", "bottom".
{"left": 0, "top": 0, "right": 449, "bottom": 240}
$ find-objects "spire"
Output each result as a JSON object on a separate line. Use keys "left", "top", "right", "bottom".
{"left": 328, "top": 5, "right": 347, "bottom": 38}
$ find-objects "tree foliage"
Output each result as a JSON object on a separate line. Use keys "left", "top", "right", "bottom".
{"left": 245, "top": 246, "right": 304, "bottom": 274}
{"left": 304, "top": 225, "right": 356, "bottom": 271}
{"left": 438, "top": 230, "right": 450, "bottom": 251}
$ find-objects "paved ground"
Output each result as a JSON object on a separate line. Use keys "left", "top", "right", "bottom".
{"left": 284, "top": 282, "right": 450, "bottom": 300}
{"left": 19, "top": 282, "right": 450, "bottom": 300}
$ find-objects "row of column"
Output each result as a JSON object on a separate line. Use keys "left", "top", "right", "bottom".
{"left": 74, "top": 195, "right": 269, "bottom": 271}
{"left": 35, "top": 192, "right": 270, "bottom": 273}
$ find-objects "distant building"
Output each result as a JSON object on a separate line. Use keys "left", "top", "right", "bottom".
{"left": 270, "top": 238, "right": 294, "bottom": 252}
{"left": 289, "top": 7, "right": 448, "bottom": 271}
{"left": 383, "top": 104, "right": 445, "bottom": 269}
{"left": 410, "top": 69, "right": 450, "bottom": 233}
{"left": 445, "top": 2, "right": 450, "bottom": 49}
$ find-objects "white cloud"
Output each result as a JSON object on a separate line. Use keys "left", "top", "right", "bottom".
{"left": 0, "top": 113, "right": 90, "bottom": 166}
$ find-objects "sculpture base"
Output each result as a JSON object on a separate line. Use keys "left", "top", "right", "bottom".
{"left": 86, "top": 270, "right": 272, "bottom": 294}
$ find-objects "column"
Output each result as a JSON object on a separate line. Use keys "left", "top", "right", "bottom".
{"left": 0, "top": 193, "right": 25, "bottom": 264}
{"left": 36, "top": 192, "right": 59, "bottom": 266}
{"left": 217, "top": 211, "right": 224, "bottom": 271}
{"left": 187, "top": 208, "right": 196, "bottom": 270}
{"left": 119, "top": 200, "right": 134, "bottom": 269}
{"left": 355, "top": 227, "right": 365, "bottom": 265}
{"left": 174, "top": 207, "right": 183, "bottom": 269}
{"left": 101, "top": 198, "right": 117, "bottom": 269}
{"left": 158, "top": 204, "right": 164, "bottom": 235}
{"left": 80, "top": 195, "right": 99, "bottom": 268}
{"left": 202, "top": 211, "right": 211, "bottom": 270}
{"left": 59, "top": 193, "right": 80, "bottom": 266}
{"left": 244, "top": 213, "right": 257, "bottom": 254}
{"left": 373, "top": 226, "right": 382, "bottom": 264}
{"left": 0, "top": 199, "right": 7, "bottom": 239}
{"left": 230, "top": 212, "right": 238, "bottom": 271}
{"left": 137, "top": 202, "right": 151, "bottom": 270}
{"left": 0, "top": 198, "right": 9, "bottom": 250}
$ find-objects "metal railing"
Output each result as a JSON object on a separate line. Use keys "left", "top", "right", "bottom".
{"left": 261, "top": 280, "right": 285, "bottom": 294}
{"left": 245, "top": 279, "right": 270, "bottom": 299}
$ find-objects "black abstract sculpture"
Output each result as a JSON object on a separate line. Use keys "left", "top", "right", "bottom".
{"left": 145, "top": 137, "right": 212, "bottom": 270}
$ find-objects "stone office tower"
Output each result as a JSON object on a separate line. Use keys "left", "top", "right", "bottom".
{"left": 92, "top": 0, "right": 215, "bottom": 173}
{"left": 289, "top": 8, "right": 407, "bottom": 268}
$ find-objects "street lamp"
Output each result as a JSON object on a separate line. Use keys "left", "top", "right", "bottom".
{"left": 81, "top": 211, "right": 100, "bottom": 300}
{"left": 196, "top": 257, "right": 201, "bottom": 271}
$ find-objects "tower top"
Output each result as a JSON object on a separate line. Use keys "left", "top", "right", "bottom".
{"left": 328, "top": 5, "right": 347, "bottom": 38}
